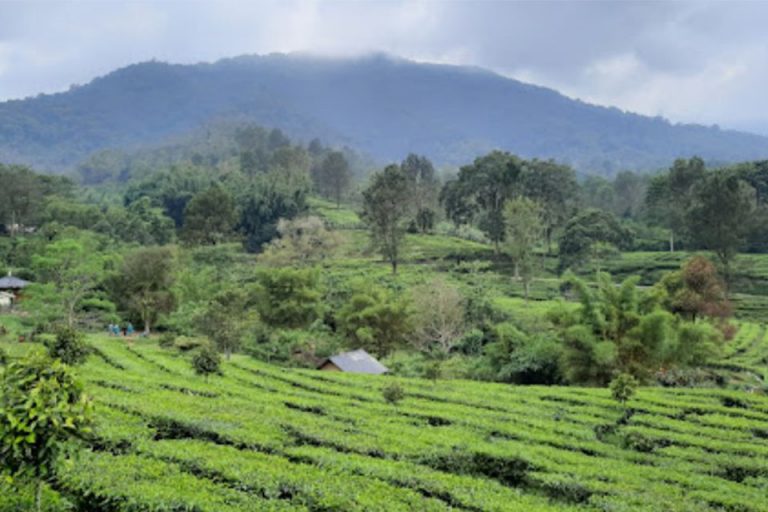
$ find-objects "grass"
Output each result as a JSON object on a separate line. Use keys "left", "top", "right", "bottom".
{"left": 2, "top": 335, "right": 768, "bottom": 511}
{"left": 308, "top": 197, "right": 363, "bottom": 229}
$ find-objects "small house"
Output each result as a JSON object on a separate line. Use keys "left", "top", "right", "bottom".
{"left": 317, "top": 349, "right": 389, "bottom": 375}
{"left": 0, "top": 273, "right": 30, "bottom": 302}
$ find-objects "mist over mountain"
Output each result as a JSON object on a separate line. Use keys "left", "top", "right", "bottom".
{"left": 1, "top": 53, "right": 767, "bottom": 175}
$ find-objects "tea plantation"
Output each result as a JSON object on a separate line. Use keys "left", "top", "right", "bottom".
{"left": 2, "top": 335, "right": 768, "bottom": 511}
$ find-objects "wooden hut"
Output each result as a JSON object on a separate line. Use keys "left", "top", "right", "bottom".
{"left": 0, "top": 273, "right": 29, "bottom": 301}
{"left": 317, "top": 349, "right": 388, "bottom": 374}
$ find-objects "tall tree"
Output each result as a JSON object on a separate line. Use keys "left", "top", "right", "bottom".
{"left": 237, "top": 173, "right": 309, "bottom": 253}
{"left": 443, "top": 151, "right": 522, "bottom": 252}
{"left": 612, "top": 171, "right": 648, "bottom": 219}
{"left": 503, "top": 197, "right": 544, "bottom": 302}
{"left": 338, "top": 282, "right": 412, "bottom": 357}
{"left": 113, "top": 246, "right": 176, "bottom": 335}
{"left": 30, "top": 232, "right": 111, "bottom": 327}
{"left": 254, "top": 267, "right": 321, "bottom": 329}
{"left": 196, "top": 289, "right": 252, "bottom": 359}
{"left": 521, "top": 160, "right": 579, "bottom": 253}
{"left": 645, "top": 157, "right": 706, "bottom": 252}
{"left": 0, "top": 164, "right": 43, "bottom": 235}
{"left": 686, "top": 169, "right": 755, "bottom": 280}
{"left": 558, "top": 209, "right": 633, "bottom": 273}
{"left": 410, "top": 278, "right": 465, "bottom": 356}
{"left": 361, "top": 165, "right": 412, "bottom": 274}
{"left": 401, "top": 153, "right": 440, "bottom": 233}
{"left": 259, "top": 216, "right": 342, "bottom": 266}
{"left": 181, "top": 185, "right": 236, "bottom": 246}
{"left": 312, "top": 151, "right": 351, "bottom": 208}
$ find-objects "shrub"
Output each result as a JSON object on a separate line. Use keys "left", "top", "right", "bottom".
{"left": 0, "top": 353, "right": 93, "bottom": 512}
{"left": 45, "top": 325, "right": 89, "bottom": 365}
{"left": 173, "top": 336, "right": 204, "bottom": 352}
{"left": 610, "top": 373, "right": 638, "bottom": 404}
{"left": 381, "top": 350, "right": 427, "bottom": 378}
{"left": 0, "top": 346, "right": 6, "bottom": 366}
{"left": 192, "top": 343, "right": 221, "bottom": 378}
{"left": 158, "top": 332, "right": 177, "bottom": 348}
{"left": 423, "top": 360, "right": 442, "bottom": 382}
{"left": 382, "top": 382, "right": 405, "bottom": 405}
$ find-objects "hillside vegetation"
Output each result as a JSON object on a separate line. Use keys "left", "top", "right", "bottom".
{"left": 2, "top": 54, "right": 768, "bottom": 173}
{"left": 1, "top": 335, "right": 768, "bottom": 512}
{"left": 3, "top": 118, "right": 768, "bottom": 512}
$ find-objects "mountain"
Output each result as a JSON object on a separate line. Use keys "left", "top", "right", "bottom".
{"left": 2, "top": 53, "right": 767, "bottom": 174}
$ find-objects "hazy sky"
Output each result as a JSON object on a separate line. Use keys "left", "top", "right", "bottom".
{"left": 2, "top": 0, "right": 768, "bottom": 134}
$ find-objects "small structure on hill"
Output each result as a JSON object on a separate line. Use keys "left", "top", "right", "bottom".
{"left": 0, "top": 291, "right": 14, "bottom": 309}
{"left": 317, "top": 349, "right": 388, "bottom": 374}
{"left": 0, "top": 273, "right": 30, "bottom": 304}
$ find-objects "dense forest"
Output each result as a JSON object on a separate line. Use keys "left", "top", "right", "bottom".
{"left": 3, "top": 120, "right": 768, "bottom": 510}
{"left": 3, "top": 54, "right": 768, "bottom": 174}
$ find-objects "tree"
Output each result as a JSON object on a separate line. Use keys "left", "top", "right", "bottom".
{"left": 686, "top": 170, "right": 755, "bottom": 280}
{"left": 521, "top": 160, "right": 579, "bottom": 253}
{"left": 559, "top": 271, "right": 721, "bottom": 383}
{"left": 0, "top": 165, "right": 55, "bottom": 236}
{"left": 645, "top": 157, "right": 706, "bottom": 252}
{"left": 361, "top": 165, "right": 412, "bottom": 274}
{"left": 402, "top": 154, "right": 440, "bottom": 233}
{"left": 196, "top": 289, "right": 252, "bottom": 359}
{"left": 558, "top": 209, "right": 632, "bottom": 273}
{"left": 45, "top": 325, "right": 89, "bottom": 366}
{"left": 443, "top": 151, "right": 522, "bottom": 252}
{"left": 124, "top": 164, "right": 214, "bottom": 228}
{"left": 410, "top": 278, "right": 465, "bottom": 356}
{"left": 312, "top": 151, "right": 351, "bottom": 208}
{"left": 192, "top": 342, "right": 221, "bottom": 379}
{"left": 0, "top": 353, "right": 93, "bottom": 512}
{"left": 181, "top": 185, "right": 236, "bottom": 245}
{"left": 113, "top": 246, "right": 176, "bottom": 335}
{"left": 503, "top": 197, "right": 544, "bottom": 301}
{"left": 238, "top": 174, "right": 309, "bottom": 253}
{"left": 612, "top": 171, "right": 648, "bottom": 219}
{"left": 30, "top": 232, "right": 111, "bottom": 327}
{"left": 440, "top": 179, "right": 474, "bottom": 227}
{"left": 338, "top": 282, "right": 412, "bottom": 357}
{"left": 259, "top": 216, "right": 342, "bottom": 266}
{"left": 656, "top": 256, "right": 732, "bottom": 321}
{"left": 254, "top": 267, "right": 321, "bottom": 328}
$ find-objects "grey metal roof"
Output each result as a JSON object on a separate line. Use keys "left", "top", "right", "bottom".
{"left": 0, "top": 276, "right": 30, "bottom": 289}
{"left": 320, "top": 349, "right": 388, "bottom": 374}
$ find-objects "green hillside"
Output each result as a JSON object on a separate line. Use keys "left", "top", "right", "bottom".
{"left": 1, "top": 335, "right": 767, "bottom": 511}
{"left": 3, "top": 54, "right": 768, "bottom": 174}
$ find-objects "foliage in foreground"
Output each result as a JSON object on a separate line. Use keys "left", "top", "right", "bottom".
{"left": 0, "top": 353, "right": 93, "bottom": 511}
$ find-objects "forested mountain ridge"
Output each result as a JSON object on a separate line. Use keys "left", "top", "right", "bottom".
{"left": 2, "top": 52, "right": 768, "bottom": 174}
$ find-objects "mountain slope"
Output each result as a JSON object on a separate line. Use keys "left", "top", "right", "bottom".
{"left": 1, "top": 53, "right": 767, "bottom": 174}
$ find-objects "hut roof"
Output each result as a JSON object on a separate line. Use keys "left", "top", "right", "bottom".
{"left": 318, "top": 349, "right": 388, "bottom": 374}
{"left": 0, "top": 275, "right": 30, "bottom": 290}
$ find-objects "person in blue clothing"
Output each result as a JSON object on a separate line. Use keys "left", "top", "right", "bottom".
{"left": 126, "top": 322, "right": 135, "bottom": 337}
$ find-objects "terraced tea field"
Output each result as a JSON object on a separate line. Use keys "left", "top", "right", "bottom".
{"left": 3, "top": 336, "right": 768, "bottom": 511}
